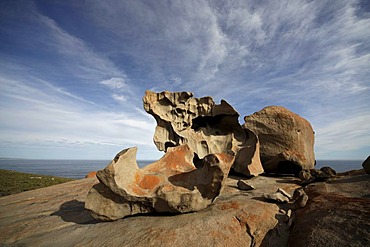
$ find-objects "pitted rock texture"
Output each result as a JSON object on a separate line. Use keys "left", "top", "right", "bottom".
{"left": 143, "top": 90, "right": 263, "bottom": 177}
{"left": 85, "top": 144, "right": 235, "bottom": 221}
{"left": 243, "top": 106, "right": 315, "bottom": 175}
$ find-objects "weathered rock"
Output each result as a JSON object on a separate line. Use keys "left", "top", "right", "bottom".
{"left": 85, "top": 171, "right": 97, "bottom": 178}
{"left": 237, "top": 180, "right": 255, "bottom": 191}
{"left": 85, "top": 144, "right": 235, "bottom": 221}
{"left": 299, "top": 169, "right": 315, "bottom": 185}
{"left": 292, "top": 187, "right": 308, "bottom": 209}
{"left": 289, "top": 172, "right": 370, "bottom": 247}
{"left": 278, "top": 187, "right": 292, "bottom": 200}
{"left": 0, "top": 173, "right": 300, "bottom": 247}
{"left": 362, "top": 156, "right": 370, "bottom": 174}
{"left": 243, "top": 106, "right": 315, "bottom": 175}
{"left": 263, "top": 191, "right": 290, "bottom": 203}
{"left": 143, "top": 90, "right": 264, "bottom": 177}
{"left": 299, "top": 167, "right": 337, "bottom": 185}
{"left": 317, "top": 166, "right": 336, "bottom": 180}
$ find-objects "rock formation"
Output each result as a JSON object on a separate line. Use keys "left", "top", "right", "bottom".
{"left": 362, "top": 156, "right": 370, "bottom": 174}
{"left": 243, "top": 106, "right": 315, "bottom": 175}
{"left": 299, "top": 167, "right": 336, "bottom": 185}
{"left": 85, "top": 144, "right": 235, "bottom": 221}
{"left": 143, "top": 90, "right": 263, "bottom": 177}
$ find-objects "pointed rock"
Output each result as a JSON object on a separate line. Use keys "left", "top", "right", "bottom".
{"left": 237, "top": 180, "right": 255, "bottom": 191}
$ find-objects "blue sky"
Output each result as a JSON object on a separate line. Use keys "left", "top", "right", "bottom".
{"left": 0, "top": 0, "right": 369, "bottom": 160}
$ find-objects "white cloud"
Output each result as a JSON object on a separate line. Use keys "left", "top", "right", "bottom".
{"left": 100, "top": 77, "right": 127, "bottom": 90}
{"left": 314, "top": 114, "right": 370, "bottom": 158}
{"left": 112, "top": 93, "right": 127, "bottom": 103}
{"left": 1, "top": 0, "right": 369, "bottom": 160}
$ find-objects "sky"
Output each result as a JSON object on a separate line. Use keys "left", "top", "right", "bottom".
{"left": 0, "top": 0, "right": 369, "bottom": 161}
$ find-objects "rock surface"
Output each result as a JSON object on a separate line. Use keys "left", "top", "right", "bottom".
{"left": 362, "top": 156, "right": 370, "bottom": 174}
{"left": 289, "top": 170, "right": 370, "bottom": 246}
{"left": 243, "top": 106, "right": 315, "bottom": 175}
{"left": 0, "top": 174, "right": 301, "bottom": 247}
{"left": 85, "top": 144, "right": 235, "bottom": 221}
{"left": 1, "top": 170, "right": 367, "bottom": 246}
{"left": 143, "top": 90, "right": 264, "bottom": 177}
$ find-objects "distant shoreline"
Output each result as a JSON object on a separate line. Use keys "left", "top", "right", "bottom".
{"left": 0, "top": 159, "right": 363, "bottom": 180}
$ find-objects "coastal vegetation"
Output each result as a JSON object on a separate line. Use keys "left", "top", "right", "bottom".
{"left": 0, "top": 169, "right": 74, "bottom": 197}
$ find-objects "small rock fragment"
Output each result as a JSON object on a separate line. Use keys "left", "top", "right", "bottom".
{"left": 277, "top": 188, "right": 292, "bottom": 200}
{"left": 237, "top": 180, "right": 255, "bottom": 191}
{"left": 283, "top": 209, "right": 292, "bottom": 223}
{"left": 299, "top": 169, "right": 315, "bottom": 185}
{"left": 263, "top": 192, "right": 290, "bottom": 203}
{"left": 293, "top": 187, "right": 308, "bottom": 209}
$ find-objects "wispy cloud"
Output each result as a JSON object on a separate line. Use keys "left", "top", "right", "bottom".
{"left": 0, "top": 76, "right": 160, "bottom": 159}
{"left": 0, "top": 0, "right": 369, "bottom": 160}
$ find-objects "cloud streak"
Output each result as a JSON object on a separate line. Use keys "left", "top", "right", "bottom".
{"left": 0, "top": 0, "right": 369, "bottom": 160}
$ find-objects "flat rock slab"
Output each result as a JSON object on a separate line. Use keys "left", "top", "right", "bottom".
{"left": 0, "top": 175, "right": 300, "bottom": 247}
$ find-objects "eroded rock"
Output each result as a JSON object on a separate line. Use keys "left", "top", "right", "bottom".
{"left": 263, "top": 191, "right": 290, "bottom": 203}
{"left": 292, "top": 187, "right": 308, "bottom": 209}
{"left": 299, "top": 167, "right": 337, "bottom": 185}
{"left": 143, "top": 90, "right": 263, "bottom": 177}
{"left": 362, "top": 156, "right": 370, "bottom": 174}
{"left": 237, "top": 180, "right": 255, "bottom": 191}
{"left": 85, "top": 145, "right": 235, "bottom": 221}
{"left": 243, "top": 106, "right": 315, "bottom": 175}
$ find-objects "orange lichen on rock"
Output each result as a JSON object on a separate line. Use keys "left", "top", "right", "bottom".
{"left": 85, "top": 171, "right": 97, "bottom": 178}
{"left": 218, "top": 201, "right": 240, "bottom": 210}
{"left": 85, "top": 144, "right": 235, "bottom": 221}
{"left": 139, "top": 174, "right": 161, "bottom": 190}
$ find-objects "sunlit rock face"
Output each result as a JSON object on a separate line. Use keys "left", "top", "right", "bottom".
{"left": 85, "top": 145, "right": 235, "bottom": 221}
{"left": 243, "top": 106, "right": 315, "bottom": 175}
{"left": 143, "top": 90, "right": 263, "bottom": 177}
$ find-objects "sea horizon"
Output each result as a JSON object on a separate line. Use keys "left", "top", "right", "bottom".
{"left": 0, "top": 158, "right": 364, "bottom": 179}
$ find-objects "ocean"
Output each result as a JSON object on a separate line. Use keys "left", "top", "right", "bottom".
{"left": 0, "top": 159, "right": 364, "bottom": 179}
{"left": 0, "top": 159, "right": 154, "bottom": 179}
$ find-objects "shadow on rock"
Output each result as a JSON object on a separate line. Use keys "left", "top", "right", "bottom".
{"left": 51, "top": 200, "right": 102, "bottom": 225}
{"left": 260, "top": 203, "right": 294, "bottom": 247}
{"left": 275, "top": 178, "right": 301, "bottom": 185}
